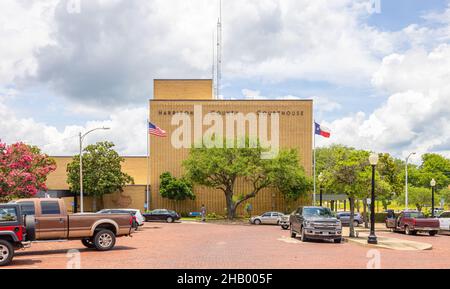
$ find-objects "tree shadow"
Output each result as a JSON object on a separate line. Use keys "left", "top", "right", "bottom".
{"left": 15, "top": 246, "right": 137, "bottom": 257}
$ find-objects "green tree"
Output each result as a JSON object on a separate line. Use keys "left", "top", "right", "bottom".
{"left": 396, "top": 186, "right": 432, "bottom": 212}
{"left": 376, "top": 153, "right": 400, "bottom": 210}
{"left": 407, "top": 154, "right": 450, "bottom": 189}
{"left": 183, "top": 140, "right": 311, "bottom": 220}
{"left": 439, "top": 188, "right": 450, "bottom": 206}
{"left": 321, "top": 148, "right": 372, "bottom": 237}
{"left": 159, "top": 172, "right": 195, "bottom": 211}
{"left": 67, "top": 142, "right": 134, "bottom": 211}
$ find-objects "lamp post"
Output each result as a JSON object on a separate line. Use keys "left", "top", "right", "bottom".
{"left": 79, "top": 127, "right": 110, "bottom": 213}
{"left": 405, "top": 152, "right": 416, "bottom": 210}
{"left": 318, "top": 172, "right": 324, "bottom": 207}
{"left": 368, "top": 153, "right": 379, "bottom": 245}
{"left": 430, "top": 178, "right": 436, "bottom": 218}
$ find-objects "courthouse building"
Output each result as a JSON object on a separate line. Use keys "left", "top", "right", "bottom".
{"left": 46, "top": 79, "right": 313, "bottom": 215}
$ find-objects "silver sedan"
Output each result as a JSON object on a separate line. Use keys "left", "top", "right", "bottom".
{"left": 250, "top": 212, "right": 284, "bottom": 225}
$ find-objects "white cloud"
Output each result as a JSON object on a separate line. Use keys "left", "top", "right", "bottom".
{"left": 321, "top": 44, "right": 450, "bottom": 158}
{"left": 0, "top": 0, "right": 400, "bottom": 107}
{"left": 0, "top": 99, "right": 148, "bottom": 156}
{"left": 0, "top": 0, "right": 57, "bottom": 85}
{"left": 241, "top": 89, "right": 261, "bottom": 99}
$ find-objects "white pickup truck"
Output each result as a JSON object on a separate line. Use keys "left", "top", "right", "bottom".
{"left": 439, "top": 211, "right": 450, "bottom": 232}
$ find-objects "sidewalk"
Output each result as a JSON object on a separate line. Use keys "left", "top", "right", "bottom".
{"left": 342, "top": 225, "right": 433, "bottom": 251}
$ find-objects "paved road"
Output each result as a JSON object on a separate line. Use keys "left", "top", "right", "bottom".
{"left": 6, "top": 222, "right": 450, "bottom": 269}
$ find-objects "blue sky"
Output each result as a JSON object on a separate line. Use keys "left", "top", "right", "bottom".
{"left": 1, "top": 0, "right": 450, "bottom": 158}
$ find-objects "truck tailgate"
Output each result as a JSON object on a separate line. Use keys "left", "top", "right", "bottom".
{"left": 415, "top": 218, "right": 439, "bottom": 228}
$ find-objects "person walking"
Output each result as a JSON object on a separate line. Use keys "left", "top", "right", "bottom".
{"left": 201, "top": 204, "right": 207, "bottom": 222}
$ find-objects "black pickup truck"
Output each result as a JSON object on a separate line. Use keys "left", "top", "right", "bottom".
{"left": 289, "top": 206, "right": 343, "bottom": 243}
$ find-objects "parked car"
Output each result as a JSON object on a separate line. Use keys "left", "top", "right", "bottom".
{"left": 438, "top": 211, "right": 450, "bottom": 232}
{"left": 11, "top": 198, "right": 134, "bottom": 251}
{"left": 98, "top": 209, "right": 145, "bottom": 228}
{"left": 279, "top": 214, "right": 290, "bottom": 230}
{"left": 0, "top": 204, "right": 34, "bottom": 266}
{"left": 250, "top": 212, "right": 284, "bottom": 225}
{"left": 336, "top": 212, "right": 364, "bottom": 227}
{"left": 385, "top": 210, "right": 440, "bottom": 236}
{"left": 433, "top": 208, "right": 445, "bottom": 217}
{"left": 143, "top": 209, "right": 180, "bottom": 223}
{"left": 289, "top": 206, "right": 342, "bottom": 243}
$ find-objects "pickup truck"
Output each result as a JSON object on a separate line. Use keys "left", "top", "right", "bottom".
{"left": 12, "top": 198, "right": 134, "bottom": 251}
{"left": 289, "top": 206, "right": 343, "bottom": 243}
{"left": 385, "top": 210, "right": 440, "bottom": 236}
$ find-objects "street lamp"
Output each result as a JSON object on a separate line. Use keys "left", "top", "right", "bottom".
{"left": 79, "top": 127, "right": 110, "bottom": 213}
{"left": 318, "top": 172, "right": 324, "bottom": 207}
{"left": 430, "top": 178, "right": 436, "bottom": 218}
{"left": 405, "top": 152, "right": 416, "bottom": 210}
{"left": 368, "top": 153, "right": 379, "bottom": 245}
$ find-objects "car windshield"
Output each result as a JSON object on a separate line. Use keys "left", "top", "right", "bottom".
{"left": 303, "top": 207, "right": 333, "bottom": 217}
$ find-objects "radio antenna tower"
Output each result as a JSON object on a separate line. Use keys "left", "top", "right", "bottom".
{"left": 212, "top": 31, "right": 216, "bottom": 99}
{"left": 216, "top": 0, "right": 222, "bottom": 99}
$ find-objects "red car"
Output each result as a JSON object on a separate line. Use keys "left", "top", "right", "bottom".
{"left": 0, "top": 204, "right": 34, "bottom": 266}
{"left": 385, "top": 210, "right": 440, "bottom": 236}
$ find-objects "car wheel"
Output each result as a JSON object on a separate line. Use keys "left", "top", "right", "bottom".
{"left": 405, "top": 226, "right": 413, "bottom": 235}
{"left": 334, "top": 238, "right": 342, "bottom": 244}
{"left": 301, "top": 227, "right": 308, "bottom": 242}
{"left": 290, "top": 224, "right": 296, "bottom": 238}
{"left": 0, "top": 240, "right": 14, "bottom": 267}
{"left": 429, "top": 231, "right": 438, "bottom": 236}
{"left": 167, "top": 216, "right": 174, "bottom": 223}
{"left": 93, "top": 230, "right": 116, "bottom": 251}
{"left": 254, "top": 219, "right": 261, "bottom": 225}
{"left": 81, "top": 238, "right": 95, "bottom": 249}
{"left": 281, "top": 225, "right": 289, "bottom": 230}
{"left": 353, "top": 221, "right": 359, "bottom": 227}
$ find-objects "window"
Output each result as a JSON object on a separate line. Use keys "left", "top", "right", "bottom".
{"left": 272, "top": 213, "right": 279, "bottom": 217}
{"left": 303, "top": 207, "right": 333, "bottom": 217}
{"left": 41, "top": 201, "right": 60, "bottom": 215}
{"left": 262, "top": 213, "right": 272, "bottom": 217}
{"left": 20, "top": 202, "right": 35, "bottom": 215}
{"left": 440, "top": 212, "right": 450, "bottom": 218}
{"left": 0, "top": 207, "right": 18, "bottom": 223}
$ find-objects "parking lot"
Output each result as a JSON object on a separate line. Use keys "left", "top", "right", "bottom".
{"left": 7, "top": 221, "right": 450, "bottom": 269}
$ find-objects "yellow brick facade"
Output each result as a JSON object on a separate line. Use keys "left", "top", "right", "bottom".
{"left": 148, "top": 99, "right": 313, "bottom": 215}
{"left": 154, "top": 79, "right": 213, "bottom": 100}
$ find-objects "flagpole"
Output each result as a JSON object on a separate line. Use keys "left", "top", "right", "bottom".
{"left": 313, "top": 122, "right": 316, "bottom": 206}
{"left": 146, "top": 118, "right": 150, "bottom": 212}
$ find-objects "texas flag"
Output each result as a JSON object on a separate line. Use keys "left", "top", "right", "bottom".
{"left": 315, "top": 122, "right": 331, "bottom": 138}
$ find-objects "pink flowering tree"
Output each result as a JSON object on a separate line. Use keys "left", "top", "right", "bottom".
{"left": 0, "top": 141, "right": 56, "bottom": 202}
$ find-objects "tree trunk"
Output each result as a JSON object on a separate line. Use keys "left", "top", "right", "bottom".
{"left": 349, "top": 197, "right": 355, "bottom": 238}
{"left": 225, "top": 190, "right": 235, "bottom": 220}
{"left": 363, "top": 198, "right": 368, "bottom": 229}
